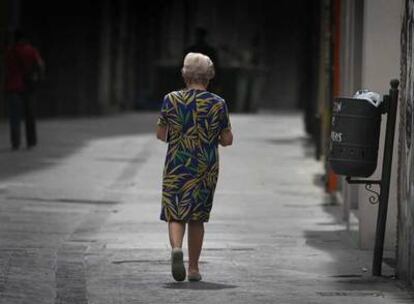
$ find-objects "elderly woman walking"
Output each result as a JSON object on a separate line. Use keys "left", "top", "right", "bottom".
{"left": 156, "top": 52, "right": 233, "bottom": 282}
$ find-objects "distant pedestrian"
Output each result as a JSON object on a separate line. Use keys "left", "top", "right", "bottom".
{"left": 184, "top": 28, "right": 221, "bottom": 93}
{"left": 5, "top": 30, "right": 45, "bottom": 150}
{"left": 156, "top": 52, "right": 233, "bottom": 282}
{"left": 184, "top": 28, "right": 219, "bottom": 70}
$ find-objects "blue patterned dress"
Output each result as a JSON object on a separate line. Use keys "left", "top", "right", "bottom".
{"left": 157, "top": 89, "right": 231, "bottom": 222}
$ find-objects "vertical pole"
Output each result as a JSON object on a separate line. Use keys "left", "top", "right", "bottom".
{"left": 115, "top": 0, "right": 128, "bottom": 110}
{"left": 372, "top": 79, "right": 400, "bottom": 276}
{"left": 98, "top": 0, "right": 112, "bottom": 114}
{"left": 327, "top": 0, "right": 341, "bottom": 193}
{"left": 0, "top": 0, "right": 6, "bottom": 119}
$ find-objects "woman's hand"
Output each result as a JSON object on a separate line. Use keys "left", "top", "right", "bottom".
{"left": 156, "top": 126, "right": 168, "bottom": 142}
{"left": 219, "top": 129, "right": 233, "bottom": 146}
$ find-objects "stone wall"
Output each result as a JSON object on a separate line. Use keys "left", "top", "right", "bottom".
{"left": 397, "top": 0, "right": 414, "bottom": 285}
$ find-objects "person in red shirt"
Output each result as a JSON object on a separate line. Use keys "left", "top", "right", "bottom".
{"left": 5, "top": 30, "right": 45, "bottom": 150}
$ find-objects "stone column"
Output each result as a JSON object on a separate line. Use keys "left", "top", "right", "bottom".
{"left": 98, "top": 0, "right": 113, "bottom": 114}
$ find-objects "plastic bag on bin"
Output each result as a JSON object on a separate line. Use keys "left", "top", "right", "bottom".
{"left": 353, "top": 89, "right": 382, "bottom": 107}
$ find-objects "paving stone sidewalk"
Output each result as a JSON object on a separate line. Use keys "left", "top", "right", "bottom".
{"left": 0, "top": 112, "right": 413, "bottom": 304}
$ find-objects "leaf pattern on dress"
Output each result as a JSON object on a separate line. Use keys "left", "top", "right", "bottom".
{"left": 157, "top": 89, "right": 231, "bottom": 222}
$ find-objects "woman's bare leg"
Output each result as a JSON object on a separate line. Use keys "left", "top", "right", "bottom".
{"left": 168, "top": 221, "right": 186, "bottom": 248}
{"left": 188, "top": 221, "right": 204, "bottom": 274}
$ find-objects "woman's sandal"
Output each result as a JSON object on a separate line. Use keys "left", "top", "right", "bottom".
{"left": 171, "top": 248, "right": 186, "bottom": 282}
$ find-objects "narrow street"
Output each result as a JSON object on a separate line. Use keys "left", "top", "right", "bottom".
{"left": 0, "top": 112, "right": 412, "bottom": 304}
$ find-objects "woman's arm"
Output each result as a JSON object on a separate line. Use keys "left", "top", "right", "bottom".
{"left": 219, "top": 129, "right": 233, "bottom": 146}
{"left": 156, "top": 126, "right": 168, "bottom": 142}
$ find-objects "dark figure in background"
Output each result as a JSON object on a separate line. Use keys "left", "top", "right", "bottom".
{"left": 184, "top": 28, "right": 220, "bottom": 92}
{"left": 184, "top": 28, "right": 219, "bottom": 68}
{"left": 5, "top": 30, "right": 45, "bottom": 150}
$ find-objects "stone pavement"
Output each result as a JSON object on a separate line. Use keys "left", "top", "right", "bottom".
{"left": 0, "top": 112, "right": 413, "bottom": 304}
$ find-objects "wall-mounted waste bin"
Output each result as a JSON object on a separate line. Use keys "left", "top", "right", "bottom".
{"left": 328, "top": 97, "right": 382, "bottom": 177}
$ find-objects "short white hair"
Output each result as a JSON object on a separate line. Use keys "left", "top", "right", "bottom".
{"left": 181, "top": 52, "right": 215, "bottom": 84}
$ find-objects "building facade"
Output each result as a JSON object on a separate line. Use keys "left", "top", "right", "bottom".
{"left": 318, "top": 0, "right": 414, "bottom": 285}
{"left": 398, "top": 0, "right": 414, "bottom": 285}
{"left": 1, "top": 0, "right": 318, "bottom": 119}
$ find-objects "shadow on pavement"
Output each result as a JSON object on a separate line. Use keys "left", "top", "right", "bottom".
{"left": 303, "top": 227, "right": 410, "bottom": 296}
{"left": 0, "top": 112, "right": 158, "bottom": 181}
{"left": 265, "top": 135, "right": 308, "bottom": 145}
{"left": 6, "top": 196, "right": 119, "bottom": 205}
{"left": 163, "top": 281, "right": 238, "bottom": 290}
{"left": 303, "top": 192, "right": 414, "bottom": 300}
{"left": 264, "top": 135, "right": 315, "bottom": 158}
